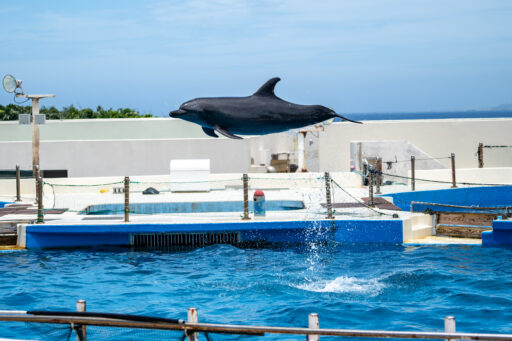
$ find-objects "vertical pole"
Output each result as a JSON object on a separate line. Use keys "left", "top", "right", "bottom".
{"left": 187, "top": 308, "right": 198, "bottom": 341}
{"left": 375, "top": 158, "right": 382, "bottom": 194}
{"left": 368, "top": 169, "right": 374, "bottom": 207}
{"left": 450, "top": 153, "right": 457, "bottom": 188}
{"left": 242, "top": 174, "right": 250, "bottom": 220}
{"left": 36, "top": 176, "right": 44, "bottom": 224}
{"left": 16, "top": 165, "right": 21, "bottom": 202}
{"left": 76, "top": 300, "right": 87, "bottom": 341}
{"left": 124, "top": 176, "right": 130, "bottom": 222}
{"left": 32, "top": 98, "right": 40, "bottom": 177}
{"left": 307, "top": 313, "right": 319, "bottom": 341}
{"left": 444, "top": 316, "right": 456, "bottom": 341}
{"left": 324, "top": 172, "right": 334, "bottom": 219}
{"left": 411, "top": 156, "right": 416, "bottom": 191}
{"left": 477, "top": 143, "right": 484, "bottom": 168}
{"left": 298, "top": 131, "right": 308, "bottom": 172}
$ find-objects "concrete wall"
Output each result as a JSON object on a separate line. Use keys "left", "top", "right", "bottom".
{"left": 2, "top": 117, "right": 511, "bottom": 176}
{"left": 350, "top": 140, "right": 448, "bottom": 182}
{"left": 412, "top": 167, "right": 512, "bottom": 186}
{"left": 320, "top": 118, "right": 512, "bottom": 171}
{"left": 0, "top": 139, "right": 251, "bottom": 177}
{"left": 0, "top": 118, "right": 207, "bottom": 141}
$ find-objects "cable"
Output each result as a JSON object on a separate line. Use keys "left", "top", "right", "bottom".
{"left": 376, "top": 170, "right": 511, "bottom": 187}
{"left": 330, "top": 178, "right": 394, "bottom": 217}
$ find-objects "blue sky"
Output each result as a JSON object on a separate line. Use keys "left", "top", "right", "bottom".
{"left": 1, "top": 1, "right": 511, "bottom": 115}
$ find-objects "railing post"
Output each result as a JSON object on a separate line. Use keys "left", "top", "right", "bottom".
{"left": 36, "top": 176, "right": 44, "bottom": 224}
{"left": 368, "top": 169, "right": 375, "bottom": 207}
{"left": 187, "top": 308, "right": 198, "bottom": 341}
{"left": 15, "top": 165, "right": 21, "bottom": 202}
{"left": 375, "top": 158, "right": 382, "bottom": 194}
{"left": 307, "top": 313, "right": 319, "bottom": 341}
{"left": 411, "top": 156, "right": 416, "bottom": 191}
{"left": 477, "top": 143, "right": 484, "bottom": 168}
{"left": 444, "top": 316, "right": 456, "bottom": 341}
{"left": 450, "top": 153, "right": 457, "bottom": 188}
{"left": 124, "top": 176, "right": 130, "bottom": 222}
{"left": 242, "top": 174, "right": 250, "bottom": 220}
{"left": 76, "top": 300, "right": 87, "bottom": 341}
{"left": 324, "top": 172, "right": 334, "bottom": 219}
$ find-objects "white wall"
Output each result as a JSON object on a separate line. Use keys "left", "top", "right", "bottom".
{"left": 320, "top": 118, "right": 512, "bottom": 171}
{"left": 0, "top": 139, "right": 251, "bottom": 177}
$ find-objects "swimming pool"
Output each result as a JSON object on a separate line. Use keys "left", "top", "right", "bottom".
{"left": 1, "top": 244, "right": 511, "bottom": 340}
{"left": 82, "top": 200, "right": 305, "bottom": 215}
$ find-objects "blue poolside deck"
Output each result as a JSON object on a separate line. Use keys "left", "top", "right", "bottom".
{"left": 20, "top": 219, "right": 403, "bottom": 248}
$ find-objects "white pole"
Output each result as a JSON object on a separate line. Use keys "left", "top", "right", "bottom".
{"left": 187, "top": 307, "right": 198, "bottom": 341}
{"left": 298, "top": 131, "right": 307, "bottom": 172}
{"left": 31, "top": 98, "right": 40, "bottom": 177}
{"left": 444, "top": 316, "right": 456, "bottom": 341}
{"left": 307, "top": 313, "right": 319, "bottom": 341}
{"left": 76, "top": 299, "right": 87, "bottom": 341}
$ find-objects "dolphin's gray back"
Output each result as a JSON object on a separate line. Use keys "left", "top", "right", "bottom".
{"left": 197, "top": 95, "right": 334, "bottom": 134}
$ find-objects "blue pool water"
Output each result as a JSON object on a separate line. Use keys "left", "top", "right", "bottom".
{"left": 1, "top": 244, "right": 512, "bottom": 340}
{"left": 82, "top": 200, "right": 304, "bottom": 215}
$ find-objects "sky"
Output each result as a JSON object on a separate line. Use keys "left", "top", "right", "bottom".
{"left": 0, "top": 0, "right": 511, "bottom": 116}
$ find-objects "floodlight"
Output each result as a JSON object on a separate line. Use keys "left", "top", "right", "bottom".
{"left": 2, "top": 74, "right": 16, "bottom": 93}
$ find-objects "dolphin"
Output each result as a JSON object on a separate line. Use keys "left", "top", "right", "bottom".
{"left": 169, "top": 77, "right": 361, "bottom": 139}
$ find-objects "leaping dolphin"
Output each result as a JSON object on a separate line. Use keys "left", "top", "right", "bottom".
{"left": 169, "top": 77, "right": 361, "bottom": 139}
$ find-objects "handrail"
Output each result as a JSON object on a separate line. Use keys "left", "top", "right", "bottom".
{"left": 1, "top": 314, "right": 512, "bottom": 340}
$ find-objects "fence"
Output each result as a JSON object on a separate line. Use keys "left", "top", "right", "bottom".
{"left": 1, "top": 300, "right": 512, "bottom": 340}
{"left": 1, "top": 171, "right": 393, "bottom": 224}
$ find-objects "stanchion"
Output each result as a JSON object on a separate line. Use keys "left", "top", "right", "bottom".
{"left": 375, "top": 158, "right": 382, "bottom": 194}
{"left": 242, "top": 174, "right": 250, "bottom": 220}
{"left": 477, "top": 143, "right": 484, "bottom": 168}
{"left": 187, "top": 308, "right": 198, "bottom": 341}
{"left": 324, "top": 172, "right": 334, "bottom": 219}
{"left": 444, "top": 316, "right": 456, "bottom": 341}
{"left": 15, "top": 165, "right": 21, "bottom": 202}
{"left": 76, "top": 300, "right": 87, "bottom": 341}
{"left": 411, "top": 156, "right": 416, "bottom": 191}
{"left": 307, "top": 313, "right": 319, "bottom": 341}
{"left": 450, "top": 153, "right": 457, "bottom": 188}
{"left": 36, "top": 176, "right": 44, "bottom": 224}
{"left": 368, "top": 169, "right": 375, "bottom": 207}
{"left": 124, "top": 176, "right": 130, "bottom": 222}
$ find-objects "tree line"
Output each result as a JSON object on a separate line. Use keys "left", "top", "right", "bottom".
{"left": 0, "top": 104, "right": 153, "bottom": 120}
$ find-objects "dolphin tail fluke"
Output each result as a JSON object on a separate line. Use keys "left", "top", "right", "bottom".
{"left": 214, "top": 125, "right": 243, "bottom": 139}
{"left": 334, "top": 113, "right": 362, "bottom": 124}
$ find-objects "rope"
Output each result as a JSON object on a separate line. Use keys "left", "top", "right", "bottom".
{"left": 484, "top": 145, "right": 512, "bottom": 148}
{"left": 377, "top": 171, "right": 511, "bottom": 187}
{"left": 389, "top": 156, "right": 451, "bottom": 163}
{"left": 330, "top": 179, "right": 394, "bottom": 217}
{"left": 43, "top": 181, "right": 124, "bottom": 187}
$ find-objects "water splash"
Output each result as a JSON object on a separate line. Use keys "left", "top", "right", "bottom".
{"left": 295, "top": 276, "right": 385, "bottom": 295}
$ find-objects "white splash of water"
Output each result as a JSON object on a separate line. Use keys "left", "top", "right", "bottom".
{"left": 295, "top": 276, "right": 385, "bottom": 294}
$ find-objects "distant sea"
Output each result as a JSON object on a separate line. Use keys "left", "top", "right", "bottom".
{"left": 334, "top": 110, "right": 512, "bottom": 122}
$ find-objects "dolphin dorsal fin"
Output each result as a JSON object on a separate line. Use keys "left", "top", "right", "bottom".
{"left": 253, "top": 77, "right": 281, "bottom": 97}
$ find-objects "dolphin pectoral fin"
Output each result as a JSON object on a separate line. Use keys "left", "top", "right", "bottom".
{"left": 202, "top": 127, "right": 219, "bottom": 138}
{"left": 334, "top": 113, "right": 362, "bottom": 124}
{"left": 214, "top": 126, "right": 243, "bottom": 139}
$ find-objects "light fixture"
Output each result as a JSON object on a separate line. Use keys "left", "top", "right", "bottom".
{"left": 2, "top": 74, "right": 24, "bottom": 95}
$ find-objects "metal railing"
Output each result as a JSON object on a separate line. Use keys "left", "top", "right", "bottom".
{"left": 1, "top": 302, "right": 512, "bottom": 340}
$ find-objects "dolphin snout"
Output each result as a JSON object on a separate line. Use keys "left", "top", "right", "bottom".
{"left": 169, "top": 109, "right": 187, "bottom": 117}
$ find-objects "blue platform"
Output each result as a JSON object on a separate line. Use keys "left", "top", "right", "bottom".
{"left": 0, "top": 201, "right": 11, "bottom": 208}
{"left": 482, "top": 220, "right": 512, "bottom": 246}
{"left": 382, "top": 186, "right": 512, "bottom": 211}
{"left": 23, "top": 219, "right": 403, "bottom": 249}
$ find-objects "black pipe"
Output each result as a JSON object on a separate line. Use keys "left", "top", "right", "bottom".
{"left": 27, "top": 311, "right": 184, "bottom": 325}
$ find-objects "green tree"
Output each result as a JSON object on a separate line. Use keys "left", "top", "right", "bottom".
{"left": 0, "top": 104, "right": 154, "bottom": 120}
